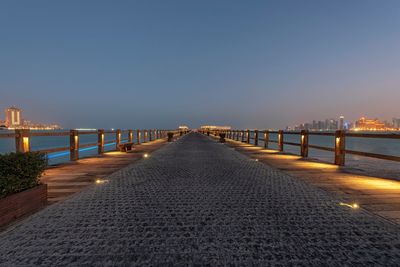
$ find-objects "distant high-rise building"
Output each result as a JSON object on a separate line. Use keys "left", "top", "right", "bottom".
{"left": 393, "top": 118, "right": 400, "bottom": 129}
{"left": 318, "top": 120, "right": 324, "bottom": 130}
{"left": 339, "top": 116, "right": 344, "bottom": 130}
{"left": 312, "top": 120, "right": 317, "bottom": 129}
{"left": 5, "top": 106, "right": 22, "bottom": 127}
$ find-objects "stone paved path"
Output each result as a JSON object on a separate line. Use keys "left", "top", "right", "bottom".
{"left": 1, "top": 133, "right": 400, "bottom": 266}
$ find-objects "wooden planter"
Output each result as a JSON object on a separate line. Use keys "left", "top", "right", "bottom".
{"left": 0, "top": 184, "right": 47, "bottom": 227}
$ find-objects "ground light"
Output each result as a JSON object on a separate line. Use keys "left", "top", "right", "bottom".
{"left": 95, "top": 179, "right": 108, "bottom": 184}
{"left": 339, "top": 202, "right": 359, "bottom": 209}
{"left": 144, "top": 153, "right": 149, "bottom": 158}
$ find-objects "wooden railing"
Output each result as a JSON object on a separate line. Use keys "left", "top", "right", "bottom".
{"left": 0, "top": 129, "right": 183, "bottom": 162}
{"left": 203, "top": 129, "right": 400, "bottom": 166}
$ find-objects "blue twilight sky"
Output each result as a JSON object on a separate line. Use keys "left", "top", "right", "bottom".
{"left": 1, "top": 0, "right": 400, "bottom": 129}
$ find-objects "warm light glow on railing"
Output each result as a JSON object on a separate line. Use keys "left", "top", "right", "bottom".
{"left": 74, "top": 135, "right": 79, "bottom": 150}
{"left": 23, "top": 137, "right": 29, "bottom": 152}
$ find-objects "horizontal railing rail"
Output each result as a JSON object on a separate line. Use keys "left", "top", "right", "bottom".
{"left": 203, "top": 129, "right": 400, "bottom": 166}
{"left": 29, "top": 131, "right": 70, "bottom": 137}
{"left": 0, "top": 128, "right": 185, "bottom": 163}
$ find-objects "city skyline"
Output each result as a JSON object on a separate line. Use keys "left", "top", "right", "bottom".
{"left": 287, "top": 115, "right": 400, "bottom": 131}
{"left": 1, "top": 104, "right": 399, "bottom": 131}
{"left": 1, "top": 1, "right": 400, "bottom": 129}
{"left": 0, "top": 106, "right": 60, "bottom": 129}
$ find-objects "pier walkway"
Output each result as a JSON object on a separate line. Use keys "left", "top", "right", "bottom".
{"left": 1, "top": 133, "right": 400, "bottom": 265}
{"left": 223, "top": 138, "right": 400, "bottom": 224}
{"left": 42, "top": 138, "right": 170, "bottom": 204}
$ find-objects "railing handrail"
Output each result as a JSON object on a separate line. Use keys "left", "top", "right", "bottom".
{"left": 0, "top": 129, "right": 183, "bottom": 163}
{"left": 209, "top": 129, "right": 400, "bottom": 166}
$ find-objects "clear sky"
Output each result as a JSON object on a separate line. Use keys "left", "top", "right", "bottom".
{"left": 1, "top": 0, "right": 400, "bottom": 129}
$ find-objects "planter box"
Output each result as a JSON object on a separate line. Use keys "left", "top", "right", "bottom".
{"left": 0, "top": 184, "right": 47, "bottom": 228}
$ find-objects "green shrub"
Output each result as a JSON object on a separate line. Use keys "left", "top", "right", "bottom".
{"left": 0, "top": 152, "right": 47, "bottom": 198}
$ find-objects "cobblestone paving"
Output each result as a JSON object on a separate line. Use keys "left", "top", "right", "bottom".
{"left": 1, "top": 133, "right": 400, "bottom": 266}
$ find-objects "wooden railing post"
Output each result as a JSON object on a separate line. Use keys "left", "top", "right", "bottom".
{"left": 263, "top": 130, "right": 269, "bottom": 149}
{"left": 128, "top": 129, "right": 133, "bottom": 143}
{"left": 144, "top": 130, "right": 148, "bottom": 143}
{"left": 236, "top": 130, "right": 239, "bottom": 141}
{"left": 15, "top": 129, "right": 30, "bottom": 153}
{"left": 241, "top": 130, "right": 245, "bottom": 142}
{"left": 70, "top": 129, "right": 79, "bottom": 161}
{"left": 335, "top": 130, "right": 346, "bottom": 166}
{"left": 98, "top": 129, "right": 104, "bottom": 154}
{"left": 136, "top": 129, "right": 141, "bottom": 144}
{"left": 149, "top": 129, "right": 153, "bottom": 141}
{"left": 278, "top": 130, "right": 284, "bottom": 151}
{"left": 300, "top": 130, "right": 309, "bottom": 157}
{"left": 115, "top": 129, "right": 121, "bottom": 150}
{"left": 254, "top": 130, "right": 259, "bottom": 146}
{"left": 246, "top": 130, "right": 250, "bottom": 144}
